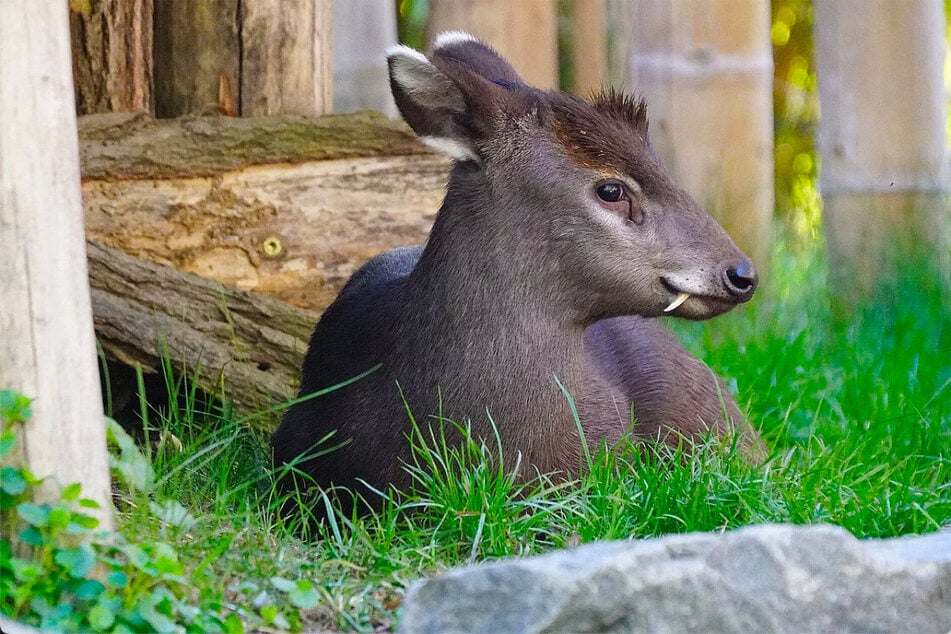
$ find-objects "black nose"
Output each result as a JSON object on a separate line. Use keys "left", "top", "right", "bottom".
{"left": 723, "top": 259, "right": 758, "bottom": 300}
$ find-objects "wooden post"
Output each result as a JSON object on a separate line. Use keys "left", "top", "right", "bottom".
{"left": 153, "top": 1, "right": 333, "bottom": 117}
{"left": 152, "top": 0, "right": 240, "bottom": 117}
{"left": 814, "top": 0, "right": 949, "bottom": 301}
{"left": 69, "top": 0, "right": 154, "bottom": 115}
{"left": 569, "top": 0, "right": 607, "bottom": 96}
{"left": 333, "top": 0, "right": 397, "bottom": 116}
{"left": 628, "top": 0, "right": 774, "bottom": 271}
{"left": 427, "top": 0, "right": 558, "bottom": 90}
{"left": 604, "top": 0, "right": 633, "bottom": 89}
{"left": 0, "top": 1, "right": 114, "bottom": 530}
{"left": 241, "top": 0, "right": 334, "bottom": 116}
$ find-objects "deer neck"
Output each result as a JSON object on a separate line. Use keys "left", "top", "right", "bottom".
{"left": 410, "top": 164, "right": 583, "bottom": 350}
{"left": 395, "top": 165, "right": 590, "bottom": 439}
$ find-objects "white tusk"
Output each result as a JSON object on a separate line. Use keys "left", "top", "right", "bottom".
{"left": 663, "top": 292, "right": 691, "bottom": 313}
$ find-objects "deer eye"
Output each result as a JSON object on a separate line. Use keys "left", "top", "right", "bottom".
{"left": 596, "top": 181, "right": 625, "bottom": 202}
{"left": 594, "top": 180, "right": 637, "bottom": 220}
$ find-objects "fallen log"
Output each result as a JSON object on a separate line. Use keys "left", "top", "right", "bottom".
{"left": 80, "top": 111, "right": 447, "bottom": 419}
{"left": 80, "top": 111, "right": 448, "bottom": 309}
{"left": 88, "top": 240, "right": 315, "bottom": 427}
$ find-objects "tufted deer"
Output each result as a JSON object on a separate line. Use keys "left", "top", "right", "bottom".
{"left": 273, "top": 33, "right": 761, "bottom": 515}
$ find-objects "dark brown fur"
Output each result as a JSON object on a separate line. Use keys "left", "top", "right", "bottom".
{"left": 273, "top": 35, "right": 762, "bottom": 517}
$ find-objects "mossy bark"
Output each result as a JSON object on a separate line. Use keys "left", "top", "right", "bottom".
{"left": 79, "top": 110, "right": 431, "bottom": 180}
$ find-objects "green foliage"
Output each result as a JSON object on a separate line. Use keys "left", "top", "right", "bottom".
{"left": 396, "top": 0, "right": 430, "bottom": 51}
{"left": 771, "top": 0, "right": 822, "bottom": 243}
{"left": 0, "top": 391, "right": 246, "bottom": 633}
{"left": 106, "top": 417, "right": 156, "bottom": 494}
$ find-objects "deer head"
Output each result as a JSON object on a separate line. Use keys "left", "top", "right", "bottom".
{"left": 388, "top": 32, "right": 757, "bottom": 323}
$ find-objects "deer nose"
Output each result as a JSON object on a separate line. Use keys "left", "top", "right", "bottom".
{"left": 723, "top": 259, "right": 758, "bottom": 300}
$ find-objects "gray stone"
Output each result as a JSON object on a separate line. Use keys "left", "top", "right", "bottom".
{"left": 398, "top": 524, "right": 951, "bottom": 633}
{"left": 0, "top": 615, "right": 43, "bottom": 634}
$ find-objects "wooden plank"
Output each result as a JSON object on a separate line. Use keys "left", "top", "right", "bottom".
{"left": 815, "top": 0, "right": 948, "bottom": 195}
{"left": 69, "top": 0, "right": 154, "bottom": 114}
{"left": 333, "top": 0, "right": 398, "bottom": 115}
{"left": 604, "top": 0, "right": 633, "bottom": 88}
{"left": 628, "top": 0, "right": 774, "bottom": 271}
{"left": 241, "top": 0, "right": 334, "bottom": 116}
{"left": 427, "top": 0, "right": 558, "bottom": 89}
{"left": 152, "top": 0, "right": 239, "bottom": 117}
{"left": 814, "top": 0, "right": 949, "bottom": 300}
{"left": 0, "top": 0, "right": 113, "bottom": 529}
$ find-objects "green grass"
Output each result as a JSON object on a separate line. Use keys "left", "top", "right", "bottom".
{"left": 6, "top": 240, "right": 950, "bottom": 631}
{"left": 130, "top": 241, "right": 949, "bottom": 630}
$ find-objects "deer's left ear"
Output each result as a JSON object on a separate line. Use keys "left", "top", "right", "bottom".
{"left": 387, "top": 45, "right": 481, "bottom": 163}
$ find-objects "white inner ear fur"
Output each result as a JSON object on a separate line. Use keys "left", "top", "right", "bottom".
{"left": 432, "top": 30, "right": 479, "bottom": 50}
{"left": 421, "top": 135, "right": 480, "bottom": 164}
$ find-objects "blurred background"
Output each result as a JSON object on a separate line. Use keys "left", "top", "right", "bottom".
{"left": 68, "top": 0, "right": 950, "bottom": 296}
{"left": 398, "top": 1, "right": 950, "bottom": 265}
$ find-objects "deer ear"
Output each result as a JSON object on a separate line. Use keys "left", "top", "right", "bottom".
{"left": 429, "top": 31, "right": 525, "bottom": 89}
{"left": 386, "top": 45, "right": 480, "bottom": 163}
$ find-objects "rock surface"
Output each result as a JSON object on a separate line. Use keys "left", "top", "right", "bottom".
{"left": 398, "top": 524, "right": 951, "bottom": 633}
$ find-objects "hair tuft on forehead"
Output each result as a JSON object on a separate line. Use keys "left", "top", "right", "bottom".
{"left": 590, "top": 87, "right": 649, "bottom": 134}
{"left": 545, "top": 88, "right": 653, "bottom": 176}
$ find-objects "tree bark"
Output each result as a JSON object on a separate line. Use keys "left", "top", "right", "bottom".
{"left": 1, "top": 0, "right": 114, "bottom": 530}
{"left": 87, "top": 240, "right": 317, "bottom": 426}
{"left": 814, "top": 0, "right": 950, "bottom": 303}
{"left": 69, "top": 0, "right": 154, "bottom": 115}
{"left": 241, "top": 0, "right": 334, "bottom": 116}
{"left": 152, "top": 0, "right": 240, "bottom": 117}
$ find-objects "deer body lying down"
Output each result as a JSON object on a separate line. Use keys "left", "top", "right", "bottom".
{"left": 273, "top": 33, "right": 761, "bottom": 512}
